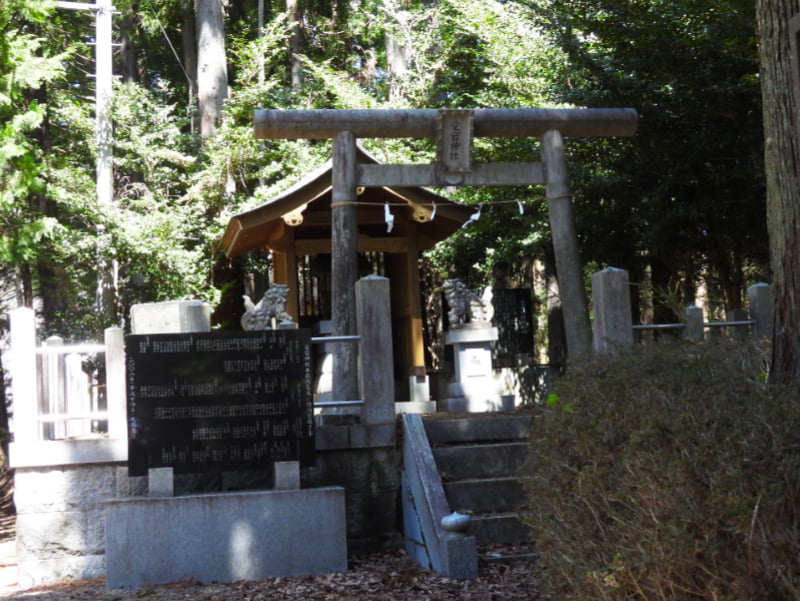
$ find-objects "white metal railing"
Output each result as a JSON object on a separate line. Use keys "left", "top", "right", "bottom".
{"left": 9, "top": 307, "right": 127, "bottom": 445}
{"left": 36, "top": 338, "right": 108, "bottom": 439}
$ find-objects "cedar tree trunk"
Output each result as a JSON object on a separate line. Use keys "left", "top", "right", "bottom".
{"left": 757, "top": 0, "right": 800, "bottom": 383}
{"left": 196, "top": 0, "right": 228, "bottom": 137}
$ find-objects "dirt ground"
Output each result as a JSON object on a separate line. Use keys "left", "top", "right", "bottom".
{"left": 4, "top": 555, "right": 541, "bottom": 601}
{"left": 0, "top": 471, "right": 540, "bottom": 601}
{"left": 0, "top": 539, "right": 540, "bottom": 601}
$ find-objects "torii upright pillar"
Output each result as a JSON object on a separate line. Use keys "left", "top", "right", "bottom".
{"left": 331, "top": 131, "right": 360, "bottom": 402}
{"left": 254, "top": 108, "right": 638, "bottom": 396}
{"left": 541, "top": 129, "right": 592, "bottom": 359}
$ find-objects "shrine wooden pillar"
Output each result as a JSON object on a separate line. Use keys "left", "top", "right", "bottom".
{"left": 405, "top": 222, "right": 425, "bottom": 373}
{"left": 387, "top": 220, "right": 425, "bottom": 377}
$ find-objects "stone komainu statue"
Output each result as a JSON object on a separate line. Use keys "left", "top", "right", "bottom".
{"left": 443, "top": 278, "right": 494, "bottom": 327}
{"left": 242, "top": 285, "right": 293, "bottom": 330}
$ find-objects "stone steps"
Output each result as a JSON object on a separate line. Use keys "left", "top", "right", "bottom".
{"left": 433, "top": 442, "right": 530, "bottom": 481}
{"left": 423, "top": 414, "right": 533, "bottom": 445}
{"left": 443, "top": 476, "right": 524, "bottom": 513}
{"left": 470, "top": 513, "right": 531, "bottom": 545}
{"left": 422, "top": 413, "right": 534, "bottom": 556}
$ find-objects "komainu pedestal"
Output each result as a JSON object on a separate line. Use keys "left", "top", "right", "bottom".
{"left": 440, "top": 325, "right": 511, "bottom": 412}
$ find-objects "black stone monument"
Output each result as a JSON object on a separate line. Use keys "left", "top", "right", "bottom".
{"left": 125, "top": 330, "right": 314, "bottom": 477}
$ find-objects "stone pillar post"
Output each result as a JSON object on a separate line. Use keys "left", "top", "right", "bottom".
{"left": 683, "top": 306, "right": 705, "bottom": 340}
{"left": 591, "top": 267, "right": 633, "bottom": 355}
{"left": 104, "top": 326, "right": 126, "bottom": 439}
{"left": 747, "top": 282, "right": 774, "bottom": 340}
{"left": 10, "top": 307, "right": 39, "bottom": 443}
{"left": 355, "top": 275, "right": 395, "bottom": 426}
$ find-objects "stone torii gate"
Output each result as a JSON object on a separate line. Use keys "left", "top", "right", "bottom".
{"left": 254, "top": 108, "right": 638, "bottom": 401}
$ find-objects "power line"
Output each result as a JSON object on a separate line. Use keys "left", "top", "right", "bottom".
{"left": 144, "top": 0, "right": 192, "bottom": 86}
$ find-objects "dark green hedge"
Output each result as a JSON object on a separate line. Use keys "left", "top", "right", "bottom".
{"left": 522, "top": 339, "right": 800, "bottom": 601}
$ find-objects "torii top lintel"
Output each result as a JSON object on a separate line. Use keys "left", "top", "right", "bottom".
{"left": 254, "top": 108, "right": 638, "bottom": 140}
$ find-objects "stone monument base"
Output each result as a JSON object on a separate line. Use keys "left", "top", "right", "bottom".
{"left": 105, "top": 486, "right": 347, "bottom": 588}
{"left": 441, "top": 325, "right": 507, "bottom": 412}
{"left": 395, "top": 375, "right": 437, "bottom": 414}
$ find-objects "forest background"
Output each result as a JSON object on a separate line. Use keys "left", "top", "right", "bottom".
{"left": 0, "top": 0, "right": 763, "bottom": 351}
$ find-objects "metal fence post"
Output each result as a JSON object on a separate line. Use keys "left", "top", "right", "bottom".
{"left": 44, "top": 336, "right": 67, "bottom": 439}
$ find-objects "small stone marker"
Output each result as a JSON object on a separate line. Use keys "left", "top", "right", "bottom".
{"left": 149, "top": 467, "right": 174, "bottom": 497}
{"left": 274, "top": 461, "right": 300, "bottom": 490}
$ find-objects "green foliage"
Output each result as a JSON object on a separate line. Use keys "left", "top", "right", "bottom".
{"left": 0, "top": 0, "right": 770, "bottom": 344}
{"left": 0, "top": 1, "right": 68, "bottom": 287}
{"left": 434, "top": 0, "right": 568, "bottom": 108}
{"left": 393, "top": 0, "right": 568, "bottom": 288}
{"left": 524, "top": 340, "right": 800, "bottom": 601}
{"left": 0, "top": 2, "right": 64, "bottom": 203}
{"left": 424, "top": 191, "right": 549, "bottom": 288}
{"left": 519, "top": 0, "right": 765, "bottom": 311}
{"left": 106, "top": 80, "right": 221, "bottom": 313}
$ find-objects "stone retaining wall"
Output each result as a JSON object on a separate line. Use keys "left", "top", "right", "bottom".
{"left": 14, "top": 462, "right": 147, "bottom": 588}
{"left": 12, "top": 440, "right": 401, "bottom": 589}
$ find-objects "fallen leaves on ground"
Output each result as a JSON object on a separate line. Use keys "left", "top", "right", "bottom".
{"left": 8, "top": 549, "right": 540, "bottom": 601}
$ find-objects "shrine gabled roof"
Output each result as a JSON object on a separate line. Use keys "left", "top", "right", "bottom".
{"left": 221, "top": 145, "right": 474, "bottom": 257}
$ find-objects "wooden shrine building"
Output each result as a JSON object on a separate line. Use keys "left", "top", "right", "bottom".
{"left": 221, "top": 145, "right": 473, "bottom": 380}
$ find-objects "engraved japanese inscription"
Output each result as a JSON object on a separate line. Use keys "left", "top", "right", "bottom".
{"left": 125, "top": 330, "right": 313, "bottom": 476}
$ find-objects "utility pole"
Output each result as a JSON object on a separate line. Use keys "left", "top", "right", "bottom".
{"left": 56, "top": 0, "right": 118, "bottom": 321}
{"left": 258, "top": 0, "right": 265, "bottom": 84}
{"left": 55, "top": 0, "right": 114, "bottom": 207}
{"left": 95, "top": 0, "right": 114, "bottom": 210}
